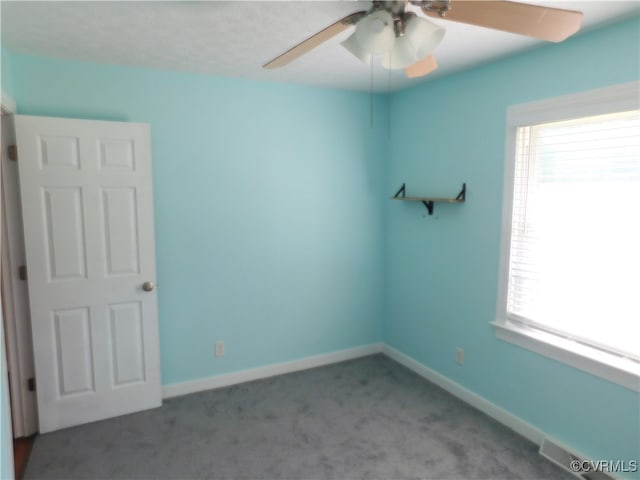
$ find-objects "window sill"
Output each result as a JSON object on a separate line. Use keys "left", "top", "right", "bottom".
{"left": 491, "top": 320, "right": 640, "bottom": 392}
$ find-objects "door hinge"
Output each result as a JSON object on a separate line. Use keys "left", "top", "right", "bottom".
{"left": 18, "top": 265, "right": 27, "bottom": 281}
{"left": 27, "top": 377, "right": 36, "bottom": 392}
{"left": 7, "top": 145, "right": 17, "bottom": 161}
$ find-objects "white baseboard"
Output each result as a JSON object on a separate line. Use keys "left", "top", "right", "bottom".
{"left": 382, "top": 344, "right": 609, "bottom": 472}
{"left": 381, "top": 344, "right": 545, "bottom": 446}
{"left": 163, "top": 341, "right": 541, "bottom": 446}
{"left": 162, "top": 342, "right": 384, "bottom": 399}
{"left": 163, "top": 341, "right": 609, "bottom": 477}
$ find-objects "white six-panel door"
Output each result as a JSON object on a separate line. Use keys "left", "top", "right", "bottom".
{"left": 14, "top": 115, "right": 161, "bottom": 433}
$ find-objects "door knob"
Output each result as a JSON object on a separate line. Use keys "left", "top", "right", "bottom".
{"left": 142, "top": 281, "right": 155, "bottom": 292}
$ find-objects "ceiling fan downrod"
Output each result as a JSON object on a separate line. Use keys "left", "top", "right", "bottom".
{"left": 368, "top": 1, "right": 418, "bottom": 39}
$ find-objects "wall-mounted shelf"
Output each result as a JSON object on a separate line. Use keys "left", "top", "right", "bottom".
{"left": 391, "top": 183, "right": 466, "bottom": 215}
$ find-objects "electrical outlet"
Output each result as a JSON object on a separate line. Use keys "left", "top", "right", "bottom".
{"left": 456, "top": 347, "right": 464, "bottom": 365}
{"left": 215, "top": 341, "right": 225, "bottom": 358}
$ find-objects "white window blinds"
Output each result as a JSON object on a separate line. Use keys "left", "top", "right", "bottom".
{"left": 507, "top": 110, "right": 640, "bottom": 361}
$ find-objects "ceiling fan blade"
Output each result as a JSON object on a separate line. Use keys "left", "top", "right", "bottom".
{"left": 422, "top": 1, "right": 583, "bottom": 42}
{"left": 405, "top": 55, "right": 438, "bottom": 78}
{"left": 264, "top": 11, "right": 367, "bottom": 69}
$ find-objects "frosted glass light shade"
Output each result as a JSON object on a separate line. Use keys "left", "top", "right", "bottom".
{"left": 354, "top": 10, "right": 395, "bottom": 54}
{"left": 341, "top": 33, "right": 371, "bottom": 63}
{"left": 382, "top": 35, "right": 416, "bottom": 69}
{"left": 342, "top": 11, "right": 445, "bottom": 69}
{"left": 405, "top": 16, "right": 445, "bottom": 59}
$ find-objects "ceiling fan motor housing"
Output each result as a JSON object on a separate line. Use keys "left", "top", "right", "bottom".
{"left": 264, "top": 0, "right": 583, "bottom": 79}
{"left": 416, "top": 0, "right": 452, "bottom": 17}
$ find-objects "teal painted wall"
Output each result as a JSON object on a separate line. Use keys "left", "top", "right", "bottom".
{"left": 7, "top": 53, "right": 387, "bottom": 386}
{"left": 1, "top": 45, "right": 16, "bottom": 100}
{"left": 385, "top": 15, "right": 640, "bottom": 475}
{"left": 2, "top": 13, "right": 639, "bottom": 479}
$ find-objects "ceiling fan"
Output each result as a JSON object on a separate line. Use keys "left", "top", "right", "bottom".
{"left": 263, "top": 0, "right": 583, "bottom": 79}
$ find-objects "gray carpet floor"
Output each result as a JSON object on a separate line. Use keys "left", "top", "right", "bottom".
{"left": 24, "top": 354, "right": 574, "bottom": 480}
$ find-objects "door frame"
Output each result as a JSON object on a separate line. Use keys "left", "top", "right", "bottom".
{"left": 1, "top": 90, "right": 38, "bottom": 437}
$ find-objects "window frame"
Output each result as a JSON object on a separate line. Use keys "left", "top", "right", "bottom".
{"left": 493, "top": 81, "right": 640, "bottom": 392}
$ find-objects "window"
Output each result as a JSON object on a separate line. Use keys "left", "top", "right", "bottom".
{"left": 494, "top": 82, "right": 640, "bottom": 391}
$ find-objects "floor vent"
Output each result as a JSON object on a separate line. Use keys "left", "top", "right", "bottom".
{"left": 540, "top": 438, "right": 617, "bottom": 480}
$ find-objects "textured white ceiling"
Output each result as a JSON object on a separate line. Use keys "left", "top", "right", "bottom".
{"left": 1, "top": 1, "right": 638, "bottom": 92}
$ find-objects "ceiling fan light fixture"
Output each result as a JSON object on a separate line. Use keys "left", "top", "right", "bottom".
{"left": 405, "top": 15, "right": 445, "bottom": 59}
{"left": 354, "top": 10, "right": 395, "bottom": 54}
{"left": 381, "top": 35, "right": 416, "bottom": 70}
{"left": 341, "top": 32, "right": 372, "bottom": 63}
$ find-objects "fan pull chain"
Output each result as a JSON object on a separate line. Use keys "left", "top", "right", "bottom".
{"left": 370, "top": 59, "right": 374, "bottom": 128}
{"left": 388, "top": 58, "right": 392, "bottom": 139}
